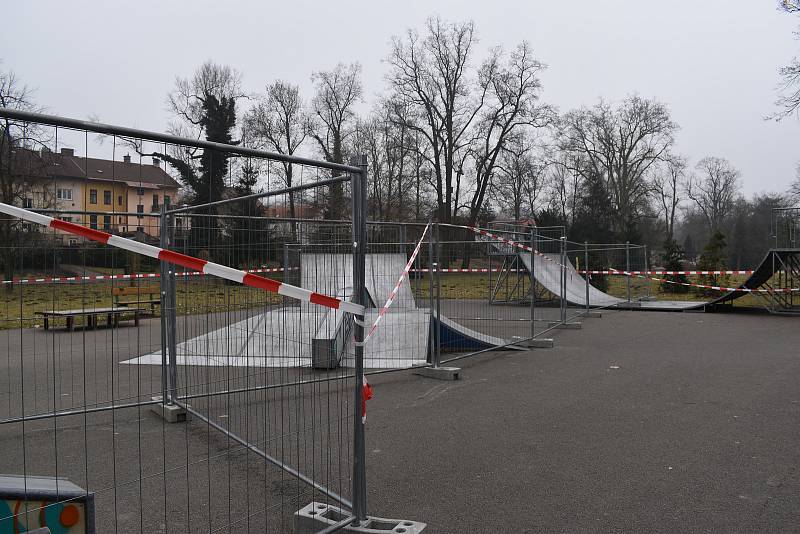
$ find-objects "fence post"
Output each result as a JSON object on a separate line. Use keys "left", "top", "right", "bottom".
{"left": 166, "top": 210, "right": 178, "bottom": 403}
{"left": 560, "top": 236, "right": 567, "bottom": 323}
{"left": 626, "top": 240, "right": 631, "bottom": 303}
{"left": 159, "top": 208, "right": 169, "bottom": 404}
{"left": 585, "top": 241, "right": 590, "bottom": 315}
{"left": 351, "top": 156, "right": 369, "bottom": 523}
{"left": 427, "top": 218, "right": 436, "bottom": 365}
{"left": 435, "top": 223, "right": 443, "bottom": 363}
{"left": 644, "top": 244, "right": 651, "bottom": 301}
{"left": 530, "top": 226, "right": 537, "bottom": 340}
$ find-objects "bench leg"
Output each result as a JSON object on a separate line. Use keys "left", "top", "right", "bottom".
{"left": 66, "top": 316, "right": 74, "bottom": 331}
{"left": 44, "top": 317, "right": 49, "bottom": 330}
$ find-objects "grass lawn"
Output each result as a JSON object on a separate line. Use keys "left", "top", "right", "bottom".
{"left": 0, "top": 278, "right": 283, "bottom": 330}
{"left": 0, "top": 270, "right": 778, "bottom": 331}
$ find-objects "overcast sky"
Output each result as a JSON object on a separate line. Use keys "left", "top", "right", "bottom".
{"left": 3, "top": 0, "right": 799, "bottom": 195}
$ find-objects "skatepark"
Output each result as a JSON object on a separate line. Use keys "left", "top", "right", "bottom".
{"left": 0, "top": 108, "right": 797, "bottom": 533}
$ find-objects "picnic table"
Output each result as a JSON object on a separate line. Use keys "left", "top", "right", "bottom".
{"left": 36, "top": 306, "right": 144, "bottom": 331}
{"left": 112, "top": 285, "right": 161, "bottom": 314}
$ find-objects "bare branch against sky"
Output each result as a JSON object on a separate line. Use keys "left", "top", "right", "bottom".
{"left": 2, "top": 0, "right": 799, "bottom": 194}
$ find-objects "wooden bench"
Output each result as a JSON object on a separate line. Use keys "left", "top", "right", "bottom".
{"left": 112, "top": 284, "right": 161, "bottom": 314}
{"left": 36, "top": 307, "right": 144, "bottom": 331}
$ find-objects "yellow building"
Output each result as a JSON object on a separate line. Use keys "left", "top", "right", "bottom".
{"left": 18, "top": 148, "right": 180, "bottom": 241}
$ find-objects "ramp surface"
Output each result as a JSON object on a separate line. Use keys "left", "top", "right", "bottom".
{"left": 124, "top": 251, "right": 521, "bottom": 370}
{"left": 520, "top": 249, "right": 797, "bottom": 312}
{"left": 300, "top": 253, "right": 416, "bottom": 308}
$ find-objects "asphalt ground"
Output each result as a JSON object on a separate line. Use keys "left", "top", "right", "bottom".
{"left": 0, "top": 306, "right": 797, "bottom": 532}
{"left": 365, "top": 309, "right": 800, "bottom": 533}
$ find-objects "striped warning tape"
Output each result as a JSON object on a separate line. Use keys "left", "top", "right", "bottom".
{"left": 1, "top": 267, "right": 297, "bottom": 285}
{"left": 357, "top": 223, "right": 430, "bottom": 345}
{"left": 608, "top": 268, "right": 799, "bottom": 294}
{"left": 411, "top": 268, "right": 519, "bottom": 273}
{"left": 580, "top": 269, "right": 753, "bottom": 276}
{"left": 0, "top": 202, "right": 365, "bottom": 315}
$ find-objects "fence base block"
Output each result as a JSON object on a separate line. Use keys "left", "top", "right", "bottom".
{"left": 548, "top": 321, "right": 582, "bottom": 330}
{"left": 582, "top": 311, "right": 602, "bottom": 318}
{"left": 412, "top": 366, "right": 460, "bottom": 381}
{"left": 523, "top": 337, "right": 554, "bottom": 348}
{"left": 296, "top": 502, "right": 426, "bottom": 533}
{"left": 150, "top": 396, "right": 188, "bottom": 423}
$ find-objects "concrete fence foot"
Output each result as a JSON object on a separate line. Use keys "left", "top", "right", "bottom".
{"left": 548, "top": 321, "right": 582, "bottom": 330}
{"left": 413, "top": 365, "right": 460, "bottom": 381}
{"left": 150, "top": 396, "right": 188, "bottom": 423}
{"left": 519, "top": 337, "right": 554, "bottom": 348}
{"left": 296, "top": 502, "right": 426, "bottom": 533}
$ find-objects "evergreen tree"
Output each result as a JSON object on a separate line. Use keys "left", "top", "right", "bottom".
{"left": 570, "top": 172, "right": 614, "bottom": 292}
{"left": 660, "top": 238, "right": 688, "bottom": 293}
{"left": 697, "top": 230, "right": 729, "bottom": 296}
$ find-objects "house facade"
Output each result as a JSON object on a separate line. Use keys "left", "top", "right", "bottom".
{"left": 16, "top": 148, "right": 180, "bottom": 241}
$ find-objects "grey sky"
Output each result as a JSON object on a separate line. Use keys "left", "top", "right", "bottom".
{"left": 3, "top": 0, "right": 799, "bottom": 195}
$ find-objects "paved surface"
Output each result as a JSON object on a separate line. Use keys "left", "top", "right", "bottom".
{"left": 364, "top": 310, "right": 800, "bottom": 532}
{"left": 1, "top": 309, "right": 798, "bottom": 532}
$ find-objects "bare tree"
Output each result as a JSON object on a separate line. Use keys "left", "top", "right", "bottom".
{"left": 546, "top": 154, "right": 583, "bottom": 228}
{"left": 464, "top": 42, "right": 551, "bottom": 226}
{"left": 557, "top": 95, "right": 677, "bottom": 238}
{"left": 789, "top": 162, "right": 800, "bottom": 203}
{"left": 245, "top": 80, "right": 308, "bottom": 221}
{"left": 651, "top": 153, "right": 687, "bottom": 238}
{"left": 775, "top": 0, "right": 800, "bottom": 118}
{"left": 310, "top": 63, "right": 362, "bottom": 219}
{"left": 126, "top": 61, "right": 246, "bottom": 209}
{"left": 0, "top": 67, "right": 50, "bottom": 290}
{"left": 489, "top": 133, "right": 546, "bottom": 221}
{"left": 386, "top": 17, "right": 481, "bottom": 224}
{"left": 353, "top": 102, "right": 419, "bottom": 221}
{"left": 686, "top": 156, "right": 741, "bottom": 231}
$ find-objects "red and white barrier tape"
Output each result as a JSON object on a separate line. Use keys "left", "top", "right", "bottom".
{"left": 358, "top": 223, "right": 430, "bottom": 345}
{"left": 1, "top": 267, "right": 297, "bottom": 286}
{"left": 608, "top": 268, "right": 799, "bottom": 294}
{"left": 580, "top": 269, "right": 753, "bottom": 276}
{"left": 0, "top": 202, "right": 364, "bottom": 315}
{"left": 411, "top": 268, "right": 521, "bottom": 273}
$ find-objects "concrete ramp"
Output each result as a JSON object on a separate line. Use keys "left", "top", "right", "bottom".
{"left": 436, "top": 314, "right": 525, "bottom": 352}
{"left": 518, "top": 250, "right": 798, "bottom": 312}
{"left": 123, "top": 307, "right": 522, "bottom": 369}
{"left": 300, "top": 253, "right": 416, "bottom": 309}
{"left": 123, "top": 250, "right": 522, "bottom": 370}
{"left": 519, "top": 252, "right": 623, "bottom": 307}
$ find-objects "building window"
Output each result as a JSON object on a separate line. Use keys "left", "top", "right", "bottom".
{"left": 164, "top": 195, "right": 171, "bottom": 206}
{"left": 103, "top": 215, "right": 111, "bottom": 230}
{"left": 136, "top": 187, "right": 144, "bottom": 196}
{"left": 118, "top": 217, "right": 123, "bottom": 224}
{"left": 137, "top": 204, "right": 144, "bottom": 219}
{"left": 23, "top": 198, "right": 33, "bottom": 209}
{"left": 89, "top": 189, "right": 97, "bottom": 204}
{"left": 89, "top": 214, "right": 98, "bottom": 229}
{"left": 61, "top": 216, "right": 72, "bottom": 223}
{"left": 104, "top": 190, "right": 112, "bottom": 205}
{"left": 68, "top": 238, "right": 78, "bottom": 246}
{"left": 118, "top": 195, "right": 123, "bottom": 206}
{"left": 152, "top": 194, "right": 159, "bottom": 209}
{"left": 57, "top": 188, "right": 72, "bottom": 200}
